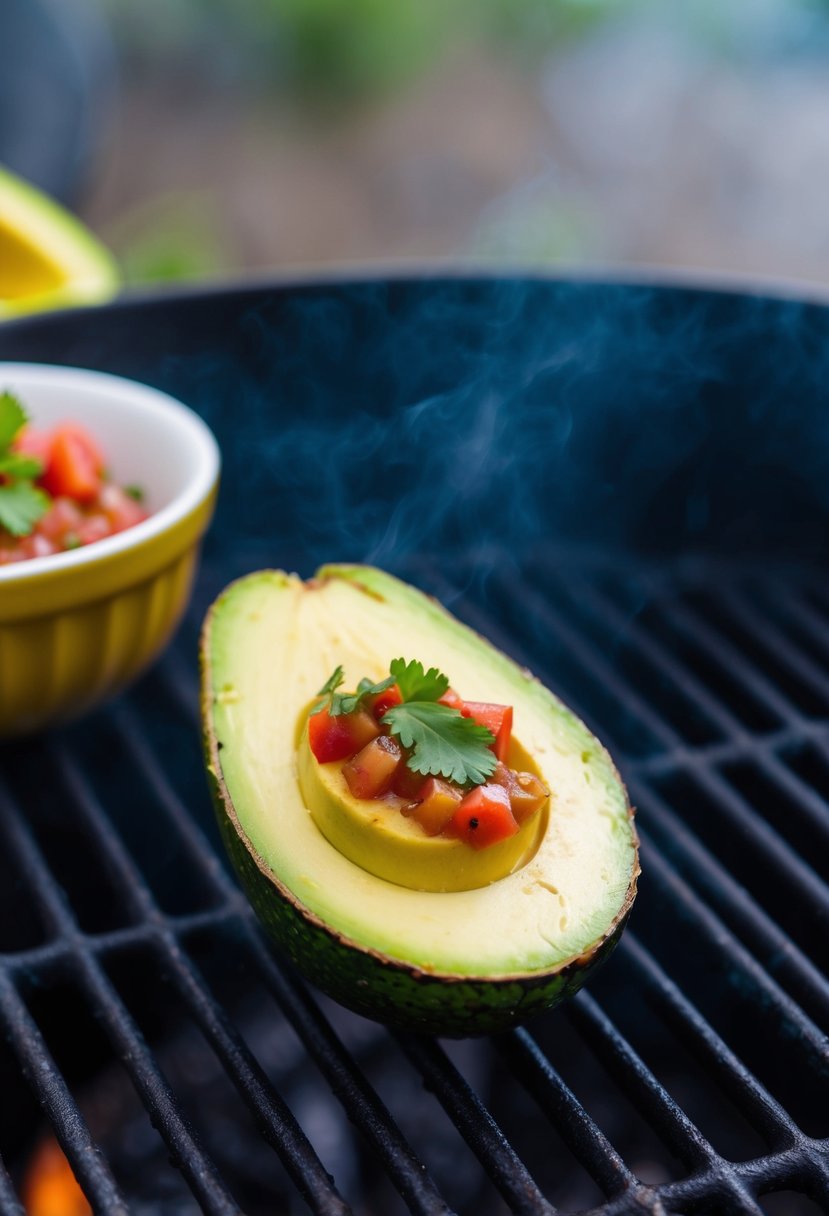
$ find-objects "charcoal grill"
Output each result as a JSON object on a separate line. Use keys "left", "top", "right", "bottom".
{"left": 0, "top": 275, "right": 828, "bottom": 1215}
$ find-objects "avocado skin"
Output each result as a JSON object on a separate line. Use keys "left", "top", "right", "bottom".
{"left": 202, "top": 569, "right": 638, "bottom": 1036}
{"left": 209, "top": 757, "right": 631, "bottom": 1035}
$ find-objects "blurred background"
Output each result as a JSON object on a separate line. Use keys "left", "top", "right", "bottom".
{"left": 5, "top": 0, "right": 829, "bottom": 290}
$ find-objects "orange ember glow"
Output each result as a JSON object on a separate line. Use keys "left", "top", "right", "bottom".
{"left": 22, "top": 1140, "right": 91, "bottom": 1216}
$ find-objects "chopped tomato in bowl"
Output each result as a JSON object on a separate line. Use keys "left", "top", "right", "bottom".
{"left": 0, "top": 405, "right": 149, "bottom": 565}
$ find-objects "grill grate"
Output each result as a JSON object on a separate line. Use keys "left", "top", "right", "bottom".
{"left": 2, "top": 546, "right": 828, "bottom": 1215}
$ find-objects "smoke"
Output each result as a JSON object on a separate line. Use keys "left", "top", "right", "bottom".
{"left": 150, "top": 276, "right": 829, "bottom": 582}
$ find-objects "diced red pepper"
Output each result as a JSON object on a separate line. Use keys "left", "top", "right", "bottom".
{"left": 406, "top": 777, "right": 462, "bottom": 836}
{"left": 450, "top": 784, "right": 519, "bottom": 849}
{"left": 343, "top": 735, "right": 402, "bottom": 799}
{"left": 463, "top": 702, "right": 513, "bottom": 763}
{"left": 308, "top": 706, "right": 380, "bottom": 764}
{"left": 369, "top": 683, "right": 402, "bottom": 719}
{"left": 40, "top": 424, "right": 105, "bottom": 503}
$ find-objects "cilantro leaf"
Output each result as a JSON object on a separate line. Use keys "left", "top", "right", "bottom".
{"left": 0, "top": 391, "right": 27, "bottom": 450}
{"left": 390, "top": 657, "right": 449, "bottom": 703}
{"left": 311, "top": 667, "right": 395, "bottom": 717}
{"left": 310, "top": 666, "right": 345, "bottom": 715}
{"left": 0, "top": 452, "right": 43, "bottom": 478}
{"left": 383, "top": 702, "right": 497, "bottom": 786}
{"left": 0, "top": 482, "right": 50, "bottom": 537}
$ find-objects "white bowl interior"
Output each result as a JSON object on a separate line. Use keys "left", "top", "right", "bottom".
{"left": 0, "top": 363, "right": 217, "bottom": 513}
{"left": 0, "top": 363, "right": 220, "bottom": 580}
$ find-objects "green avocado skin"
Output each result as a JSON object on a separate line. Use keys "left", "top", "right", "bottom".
{"left": 208, "top": 761, "right": 629, "bottom": 1037}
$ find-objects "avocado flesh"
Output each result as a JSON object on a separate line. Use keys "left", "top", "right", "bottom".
{"left": 297, "top": 723, "right": 548, "bottom": 892}
{"left": 0, "top": 167, "right": 119, "bottom": 317}
{"left": 204, "top": 565, "right": 637, "bottom": 1032}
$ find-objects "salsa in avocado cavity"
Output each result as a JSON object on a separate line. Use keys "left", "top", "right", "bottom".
{"left": 201, "top": 564, "right": 639, "bottom": 1036}
{"left": 299, "top": 656, "right": 550, "bottom": 891}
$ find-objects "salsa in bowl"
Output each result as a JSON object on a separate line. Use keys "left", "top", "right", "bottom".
{"left": 0, "top": 363, "right": 220, "bottom": 735}
{"left": 0, "top": 393, "right": 149, "bottom": 564}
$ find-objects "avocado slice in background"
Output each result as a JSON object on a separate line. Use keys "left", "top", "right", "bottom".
{"left": 0, "top": 166, "right": 118, "bottom": 318}
{"left": 201, "top": 565, "right": 639, "bottom": 1036}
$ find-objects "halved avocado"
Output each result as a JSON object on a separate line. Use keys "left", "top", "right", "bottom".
{"left": 0, "top": 166, "right": 119, "bottom": 319}
{"left": 201, "top": 565, "right": 639, "bottom": 1036}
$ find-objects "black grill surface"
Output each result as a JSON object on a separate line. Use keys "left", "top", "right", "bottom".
{"left": 1, "top": 277, "right": 828, "bottom": 1216}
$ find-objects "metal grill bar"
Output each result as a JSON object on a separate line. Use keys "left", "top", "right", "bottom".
{"left": 771, "top": 587, "right": 829, "bottom": 665}
{"left": 686, "top": 763, "right": 829, "bottom": 927}
{"left": 559, "top": 570, "right": 745, "bottom": 742}
{"left": 0, "top": 776, "right": 242, "bottom": 1216}
{"left": 565, "top": 994, "right": 771, "bottom": 1216}
{"left": 493, "top": 1029, "right": 635, "bottom": 1199}
{"left": 0, "top": 972, "right": 128, "bottom": 1216}
{"left": 438, "top": 569, "right": 678, "bottom": 758}
{"left": 717, "top": 586, "right": 829, "bottom": 707}
{"left": 73, "top": 952, "right": 243, "bottom": 1216}
{"left": 395, "top": 1035, "right": 552, "bottom": 1216}
{"left": 0, "top": 910, "right": 245, "bottom": 976}
{"left": 635, "top": 831, "right": 829, "bottom": 1070}
{"left": 734, "top": 748, "right": 829, "bottom": 862}
{"left": 52, "top": 744, "right": 353, "bottom": 1216}
{"left": 237, "top": 934, "right": 456, "bottom": 1216}
{"left": 109, "top": 700, "right": 457, "bottom": 1216}
{"left": 566, "top": 989, "right": 717, "bottom": 1174}
{"left": 628, "top": 722, "right": 829, "bottom": 779}
{"left": 619, "top": 942, "right": 829, "bottom": 1208}
{"left": 618, "top": 936, "right": 797, "bottom": 1147}
{"left": 0, "top": 1157, "right": 23, "bottom": 1216}
{"left": 630, "top": 780, "right": 829, "bottom": 1029}
{"left": 649, "top": 595, "right": 800, "bottom": 730}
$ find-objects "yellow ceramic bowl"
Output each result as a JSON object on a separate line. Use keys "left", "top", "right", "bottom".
{"left": 0, "top": 364, "right": 220, "bottom": 735}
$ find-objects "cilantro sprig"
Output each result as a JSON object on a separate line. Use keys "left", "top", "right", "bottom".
{"left": 0, "top": 391, "right": 49, "bottom": 538}
{"left": 383, "top": 700, "right": 497, "bottom": 786}
{"left": 313, "top": 657, "right": 497, "bottom": 788}
{"left": 311, "top": 665, "right": 396, "bottom": 718}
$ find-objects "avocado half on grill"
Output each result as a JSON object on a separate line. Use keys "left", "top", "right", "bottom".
{"left": 201, "top": 564, "right": 639, "bottom": 1036}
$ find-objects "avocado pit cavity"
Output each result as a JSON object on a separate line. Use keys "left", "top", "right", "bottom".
{"left": 297, "top": 707, "right": 548, "bottom": 892}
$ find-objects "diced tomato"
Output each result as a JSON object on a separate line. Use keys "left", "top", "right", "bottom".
{"left": 450, "top": 784, "right": 518, "bottom": 850}
{"left": 343, "top": 735, "right": 402, "bottom": 799}
{"left": 407, "top": 777, "right": 462, "bottom": 836}
{"left": 463, "top": 702, "right": 513, "bottom": 762}
{"left": 40, "top": 424, "right": 105, "bottom": 503}
{"left": 19, "top": 533, "right": 58, "bottom": 560}
{"left": 74, "top": 514, "right": 112, "bottom": 546}
{"left": 509, "top": 772, "right": 548, "bottom": 824}
{"left": 12, "top": 425, "right": 52, "bottom": 468}
{"left": 392, "top": 761, "right": 426, "bottom": 801}
{"left": 98, "top": 483, "right": 148, "bottom": 533}
{"left": 308, "top": 706, "right": 380, "bottom": 764}
{"left": 438, "top": 688, "right": 467, "bottom": 713}
{"left": 492, "top": 763, "right": 548, "bottom": 824}
{"left": 36, "top": 497, "right": 84, "bottom": 543}
{"left": 369, "top": 683, "right": 402, "bottom": 719}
